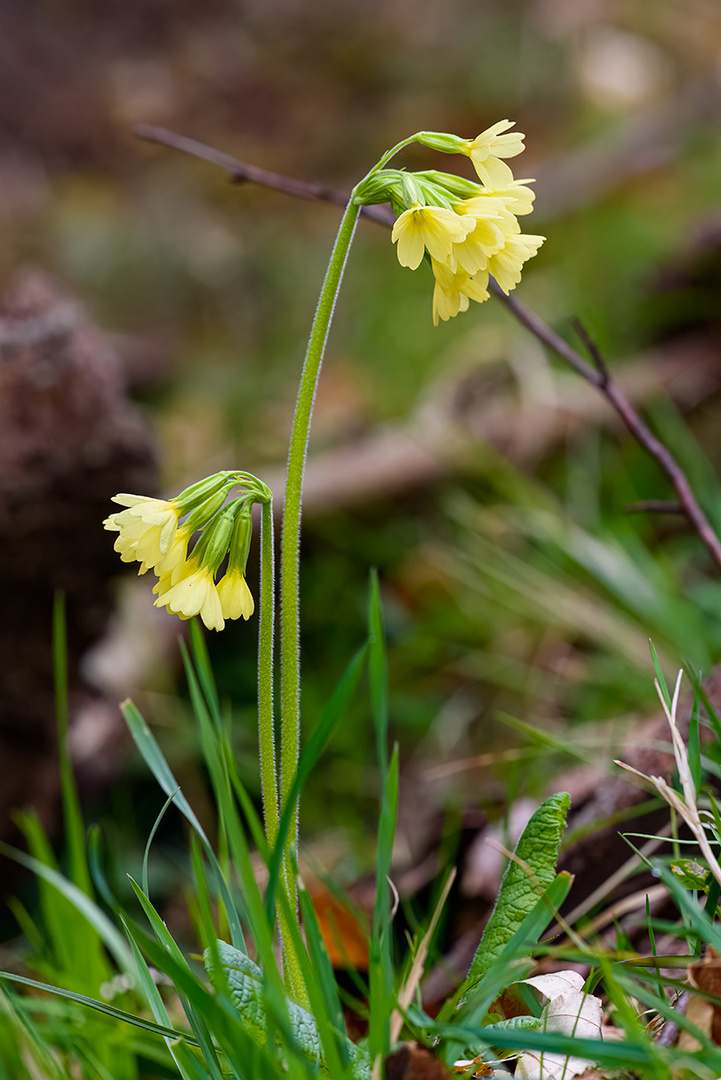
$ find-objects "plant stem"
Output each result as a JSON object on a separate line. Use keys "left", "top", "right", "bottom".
{"left": 258, "top": 498, "right": 307, "bottom": 1001}
{"left": 278, "top": 197, "right": 360, "bottom": 1001}
{"left": 258, "top": 499, "right": 279, "bottom": 851}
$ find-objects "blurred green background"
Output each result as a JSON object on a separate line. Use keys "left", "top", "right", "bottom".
{"left": 2, "top": 0, "right": 721, "bottom": 885}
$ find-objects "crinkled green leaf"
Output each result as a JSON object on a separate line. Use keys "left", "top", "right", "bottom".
{"left": 467, "top": 792, "right": 570, "bottom": 985}
{"left": 206, "top": 940, "right": 370, "bottom": 1079}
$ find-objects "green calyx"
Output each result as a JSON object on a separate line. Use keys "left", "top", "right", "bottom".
{"left": 415, "top": 130, "right": 467, "bottom": 155}
{"left": 175, "top": 471, "right": 233, "bottom": 515}
{"left": 183, "top": 486, "right": 235, "bottom": 535}
{"left": 227, "top": 505, "right": 254, "bottom": 576}
{"left": 193, "top": 500, "right": 244, "bottom": 574}
{"left": 355, "top": 166, "right": 486, "bottom": 216}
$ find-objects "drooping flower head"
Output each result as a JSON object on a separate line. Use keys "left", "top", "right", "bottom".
{"left": 105, "top": 471, "right": 271, "bottom": 632}
{"left": 353, "top": 119, "right": 544, "bottom": 323}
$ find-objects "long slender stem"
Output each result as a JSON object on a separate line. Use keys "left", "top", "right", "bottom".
{"left": 258, "top": 498, "right": 308, "bottom": 1001}
{"left": 258, "top": 498, "right": 278, "bottom": 849}
{"left": 278, "top": 197, "right": 360, "bottom": 1002}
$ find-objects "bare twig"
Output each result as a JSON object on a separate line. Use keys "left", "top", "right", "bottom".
{"left": 135, "top": 126, "right": 721, "bottom": 570}
{"left": 624, "top": 500, "right": 686, "bottom": 516}
{"left": 135, "top": 125, "right": 395, "bottom": 227}
{"left": 571, "top": 317, "right": 610, "bottom": 387}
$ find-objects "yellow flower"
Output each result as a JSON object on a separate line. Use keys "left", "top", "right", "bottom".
{"left": 431, "top": 258, "right": 490, "bottom": 325}
{"left": 463, "top": 120, "right": 526, "bottom": 187}
{"left": 217, "top": 568, "right": 255, "bottom": 621}
{"left": 485, "top": 179, "right": 537, "bottom": 216}
{"left": 154, "top": 563, "right": 225, "bottom": 632}
{"left": 155, "top": 525, "right": 192, "bottom": 584}
{"left": 103, "top": 495, "right": 179, "bottom": 574}
{"left": 450, "top": 204, "right": 508, "bottom": 274}
{"left": 487, "top": 233, "right": 546, "bottom": 294}
{"left": 392, "top": 205, "right": 475, "bottom": 269}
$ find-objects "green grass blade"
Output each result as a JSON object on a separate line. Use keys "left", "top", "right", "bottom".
{"left": 368, "top": 569, "right": 388, "bottom": 776}
{"left": 0, "top": 840, "right": 132, "bottom": 976}
{"left": 0, "top": 985, "right": 68, "bottom": 1079}
{"left": 14, "top": 811, "right": 111, "bottom": 995}
{"left": 121, "top": 698, "right": 246, "bottom": 952}
{"left": 53, "top": 593, "right": 92, "bottom": 897}
{"left": 189, "top": 619, "right": 224, "bottom": 731}
{"left": 121, "top": 700, "right": 210, "bottom": 844}
{"left": 127, "top": 875, "right": 228, "bottom": 1079}
{"left": 368, "top": 746, "right": 399, "bottom": 1068}
{"left": 142, "top": 786, "right": 180, "bottom": 899}
{"left": 265, "top": 645, "right": 367, "bottom": 918}
{"left": 0, "top": 971, "right": 194, "bottom": 1045}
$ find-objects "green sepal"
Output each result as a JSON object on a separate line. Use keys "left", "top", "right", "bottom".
{"left": 182, "top": 487, "right": 234, "bottom": 535}
{"left": 191, "top": 503, "right": 237, "bottom": 573}
{"left": 353, "top": 170, "right": 404, "bottom": 207}
{"left": 415, "top": 131, "right": 466, "bottom": 155}
{"left": 227, "top": 504, "right": 253, "bottom": 575}
{"left": 414, "top": 170, "right": 486, "bottom": 200}
{"left": 175, "top": 472, "right": 232, "bottom": 515}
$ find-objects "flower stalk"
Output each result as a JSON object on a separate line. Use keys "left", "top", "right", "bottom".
{"left": 277, "top": 197, "right": 360, "bottom": 1003}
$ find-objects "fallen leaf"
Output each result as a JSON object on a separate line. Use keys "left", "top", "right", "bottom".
{"left": 385, "top": 1042, "right": 452, "bottom": 1079}
{"left": 679, "top": 946, "right": 721, "bottom": 1050}
{"left": 515, "top": 970, "right": 603, "bottom": 1079}
{"left": 309, "top": 883, "right": 369, "bottom": 971}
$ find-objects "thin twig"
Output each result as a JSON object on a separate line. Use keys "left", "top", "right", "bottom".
{"left": 135, "top": 125, "right": 395, "bottom": 227}
{"left": 624, "top": 500, "right": 686, "bottom": 516}
{"left": 134, "top": 126, "right": 721, "bottom": 571}
{"left": 571, "top": 317, "right": 610, "bottom": 387}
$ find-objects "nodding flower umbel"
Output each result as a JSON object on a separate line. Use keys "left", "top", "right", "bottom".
{"left": 104, "top": 472, "right": 269, "bottom": 632}
{"left": 358, "top": 121, "right": 544, "bottom": 324}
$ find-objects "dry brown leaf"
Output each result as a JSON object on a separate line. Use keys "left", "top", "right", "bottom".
{"left": 385, "top": 1043, "right": 452, "bottom": 1079}
{"left": 679, "top": 946, "right": 721, "bottom": 1050}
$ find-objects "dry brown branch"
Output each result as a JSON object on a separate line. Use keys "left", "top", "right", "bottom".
{"left": 134, "top": 125, "right": 721, "bottom": 570}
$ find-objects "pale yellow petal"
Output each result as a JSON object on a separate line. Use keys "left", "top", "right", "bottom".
{"left": 472, "top": 155, "right": 516, "bottom": 188}
{"left": 392, "top": 210, "right": 426, "bottom": 269}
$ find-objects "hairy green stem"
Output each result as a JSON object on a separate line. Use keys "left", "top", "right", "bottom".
{"left": 258, "top": 497, "right": 306, "bottom": 997}
{"left": 278, "top": 198, "right": 360, "bottom": 1003}
{"left": 258, "top": 498, "right": 279, "bottom": 850}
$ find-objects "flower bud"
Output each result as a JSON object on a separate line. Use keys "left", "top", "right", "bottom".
{"left": 175, "top": 472, "right": 232, "bottom": 515}
{"left": 353, "top": 170, "right": 403, "bottom": 207}
{"left": 399, "top": 173, "right": 424, "bottom": 209}
{"left": 192, "top": 503, "right": 238, "bottom": 574}
{"left": 416, "top": 170, "right": 485, "bottom": 200}
{"left": 183, "top": 487, "right": 233, "bottom": 534}
{"left": 227, "top": 504, "right": 253, "bottom": 575}
{"left": 415, "top": 131, "right": 466, "bottom": 155}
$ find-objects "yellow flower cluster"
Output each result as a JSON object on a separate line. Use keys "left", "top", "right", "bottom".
{"left": 390, "top": 122, "right": 544, "bottom": 324}
{"left": 103, "top": 475, "right": 262, "bottom": 632}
